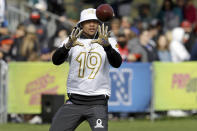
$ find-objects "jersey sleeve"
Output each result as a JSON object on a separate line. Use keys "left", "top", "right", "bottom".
{"left": 59, "top": 37, "right": 72, "bottom": 61}
{"left": 59, "top": 37, "right": 69, "bottom": 47}
{"left": 108, "top": 37, "right": 120, "bottom": 53}
{"left": 60, "top": 37, "right": 72, "bottom": 57}
{"left": 103, "top": 37, "right": 122, "bottom": 68}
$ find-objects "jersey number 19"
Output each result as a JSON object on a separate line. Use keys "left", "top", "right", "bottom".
{"left": 75, "top": 52, "right": 102, "bottom": 79}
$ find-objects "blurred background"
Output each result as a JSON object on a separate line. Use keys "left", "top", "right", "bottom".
{"left": 1, "top": 0, "right": 197, "bottom": 131}
{"left": 0, "top": 0, "right": 197, "bottom": 63}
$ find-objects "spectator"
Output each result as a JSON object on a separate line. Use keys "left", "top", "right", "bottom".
{"left": 181, "top": 20, "right": 197, "bottom": 54}
{"left": 184, "top": 0, "right": 197, "bottom": 25}
{"left": 127, "top": 32, "right": 147, "bottom": 62}
{"left": 39, "top": 48, "right": 51, "bottom": 61}
{"left": 0, "top": 0, "right": 10, "bottom": 61}
{"left": 150, "top": 19, "right": 163, "bottom": 41}
{"left": 138, "top": 3, "right": 152, "bottom": 24}
{"left": 132, "top": 18, "right": 149, "bottom": 34}
{"left": 54, "top": 16, "right": 72, "bottom": 37}
{"left": 130, "top": 26, "right": 140, "bottom": 37}
{"left": 34, "top": 1, "right": 49, "bottom": 25}
{"left": 10, "top": 24, "right": 26, "bottom": 61}
{"left": 149, "top": 23, "right": 160, "bottom": 48}
{"left": 120, "top": 16, "right": 132, "bottom": 30}
{"left": 34, "top": 0, "right": 47, "bottom": 12}
{"left": 47, "top": 0, "right": 66, "bottom": 16}
{"left": 110, "top": 0, "right": 133, "bottom": 17}
{"left": 165, "top": 30, "right": 173, "bottom": 44}
{"left": 156, "top": 34, "right": 171, "bottom": 62}
{"left": 190, "top": 42, "right": 197, "bottom": 60}
{"left": 0, "top": 7, "right": 9, "bottom": 38}
{"left": 128, "top": 28, "right": 158, "bottom": 62}
{"left": 48, "top": 26, "right": 68, "bottom": 52}
{"left": 167, "top": 28, "right": 189, "bottom": 117}
{"left": 157, "top": 0, "right": 179, "bottom": 32}
{"left": 123, "top": 28, "right": 135, "bottom": 41}
{"left": 120, "top": 16, "right": 136, "bottom": 41}
{"left": 174, "top": 0, "right": 185, "bottom": 23}
{"left": 19, "top": 24, "right": 40, "bottom": 61}
{"left": 169, "top": 27, "right": 190, "bottom": 62}
{"left": 110, "top": 18, "right": 121, "bottom": 38}
{"left": 0, "top": 36, "right": 14, "bottom": 62}
{"left": 0, "top": 26, "right": 9, "bottom": 38}
{"left": 118, "top": 0, "right": 133, "bottom": 17}
{"left": 23, "top": 9, "right": 48, "bottom": 50}
{"left": 117, "top": 30, "right": 131, "bottom": 62}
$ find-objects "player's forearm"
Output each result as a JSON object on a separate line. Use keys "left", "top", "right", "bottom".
{"left": 104, "top": 45, "right": 122, "bottom": 68}
{"left": 52, "top": 47, "right": 70, "bottom": 65}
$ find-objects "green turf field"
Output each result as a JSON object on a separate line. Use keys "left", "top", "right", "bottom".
{"left": 1, "top": 119, "right": 197, "bottom": 131}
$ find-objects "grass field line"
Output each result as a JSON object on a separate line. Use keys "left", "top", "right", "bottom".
{"left": 1, "top": 119, "right": 197, "bottom": 131}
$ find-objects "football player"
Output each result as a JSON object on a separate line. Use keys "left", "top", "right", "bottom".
{"left": 50, "top": 8, "right": 122, "bottom": 131}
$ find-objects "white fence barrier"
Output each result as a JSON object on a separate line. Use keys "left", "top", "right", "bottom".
{"left": 0, "top": 60, "right": 8, "bottom": 124}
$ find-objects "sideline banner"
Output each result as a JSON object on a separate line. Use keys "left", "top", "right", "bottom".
{"left": 109, "top": 63, "right": 152, "bottom": 112}
{"left": 8, "top": 62, "right": 68, "bottom": 114}
{"left": 8, "top": 62, "right": 152, "bottom": 113}
{"left": 154, "top": 62, "right": 197, "bottom": 110}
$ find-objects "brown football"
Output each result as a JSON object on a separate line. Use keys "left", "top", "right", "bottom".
{"left": 96, "top": 4, "right": 114, "bottom": 22}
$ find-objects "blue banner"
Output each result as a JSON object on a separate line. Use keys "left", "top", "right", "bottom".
{"left": 108, "top": 63, "right": 152, "bottom": 112}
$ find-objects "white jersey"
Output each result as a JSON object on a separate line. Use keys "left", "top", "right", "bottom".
{"left": 60, "top": 37, "right": 119, "bottom": 96}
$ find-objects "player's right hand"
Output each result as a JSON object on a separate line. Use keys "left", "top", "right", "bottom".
{"left": 65, "top": 27, "right": 83, "bottom": 49}
{"left": 91, "top": 23, "right": 111, "bottom": 47}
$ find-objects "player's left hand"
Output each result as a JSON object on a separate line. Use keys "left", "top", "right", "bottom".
{"left": 65, "top": 27, "right": 83, "bottom": 49}
{"left": 91, "top": 23, "right": 110, "bottom": 47}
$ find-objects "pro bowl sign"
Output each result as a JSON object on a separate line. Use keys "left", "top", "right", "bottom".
{"left": 108, "top": 63, "right": 152, "bottom": 112}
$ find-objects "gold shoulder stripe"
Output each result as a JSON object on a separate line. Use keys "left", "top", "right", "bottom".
{"left": 116, "top": 44, "right": 119, "bottom": 48}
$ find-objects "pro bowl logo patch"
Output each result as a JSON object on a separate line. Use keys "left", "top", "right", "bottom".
{"left": 109, "top": 68, "right": 132, "bottom": 106}
{"left": 94, "top": 119, "right": 104, "bottom": 128}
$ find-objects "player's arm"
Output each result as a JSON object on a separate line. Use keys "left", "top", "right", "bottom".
{"left": 103, "top": 44, "right": 122, "bottom": 68}
{"left": 52, "top": 47, "right": 70, "bottom": 65}
{"left": 91, "top": 24, "right": 122, "bottom": 68}
{"left": 52, "top": 27, "right": 83, "bottom": 65}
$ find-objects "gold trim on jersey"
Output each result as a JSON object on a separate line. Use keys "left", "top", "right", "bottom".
{"left": 75, "top": 52, "right": 86, "bottom": 78}
{"left": 86, "top": 52, "right": 102, "bottom": 79}
{"left": 90, "top": 56, "right": 97, "bottom": 66}
{"left": 75, "top": 52, "right": 102, "bottom": 79}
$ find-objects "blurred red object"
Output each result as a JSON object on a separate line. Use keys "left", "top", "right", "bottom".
{"left": 181, "top": 20, "right": 191, "bottom": 28}
{"left": 30, "top": 11, "right": 40, "bottom": 19}
{"left": 133, "top": 54, "right": 141, "bottom": 59}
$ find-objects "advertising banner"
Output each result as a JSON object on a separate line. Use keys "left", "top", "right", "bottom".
{"left": 8, "top": 62, "right": 68, "bottom": 114}
{"left": 154, "top": 62, "right": 197, "bottom": 110}
{"left": 8, "top": 62, "right": 152, "bottom": 113}
{"left": 108, "top": 63, "right": 152, "bottom": 112}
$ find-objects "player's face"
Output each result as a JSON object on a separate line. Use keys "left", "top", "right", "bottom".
{"left": 81, "top": 20, "right": 99, "bottom": 37}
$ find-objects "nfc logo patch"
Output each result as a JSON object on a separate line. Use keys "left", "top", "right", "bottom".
{"left": 109, "top": 68, "right": 132, "bottom": 106}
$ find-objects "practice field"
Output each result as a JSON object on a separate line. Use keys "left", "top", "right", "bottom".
{"left": 0, "top": 119, "right": 197, "bottom": 131}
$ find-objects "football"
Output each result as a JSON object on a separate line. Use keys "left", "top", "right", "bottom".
{"left": 96, "top": 4, "right": 114, "bottom": 22}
